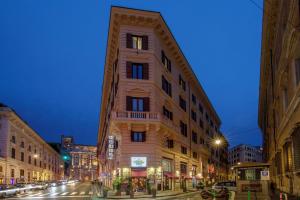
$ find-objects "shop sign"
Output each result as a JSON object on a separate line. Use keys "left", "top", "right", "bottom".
{"left": 131, "top": 157, "right": 147, "bottom": 168}
{"left": 108, "top": 135, "right": 115, "bottom": 160}
{"left": 260, "top": 170, "right": 270, "bottom": 180}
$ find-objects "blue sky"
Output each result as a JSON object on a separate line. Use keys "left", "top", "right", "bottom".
{"left": 0, "top": 0, "right": 263, "bottom": 147}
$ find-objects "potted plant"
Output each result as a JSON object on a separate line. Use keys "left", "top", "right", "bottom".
{"left": 113, "top": 177, "right": 122, "bottom": 196}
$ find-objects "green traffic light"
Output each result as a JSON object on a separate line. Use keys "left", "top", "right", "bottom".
{"left": 63, "top": 155, "right": 68, "bottom": 160}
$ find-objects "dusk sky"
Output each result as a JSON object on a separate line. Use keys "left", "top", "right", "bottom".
{"left": 0, "top": 0, "right": 263, "bottom": 147}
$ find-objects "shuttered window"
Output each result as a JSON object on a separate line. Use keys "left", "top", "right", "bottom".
{"left": 126, "top": 33, "right": 148, "bottom": 50}
{"left": 161, "top": 50, "right": 171, "bottom": 72}
{"left": 126, "top": 96, "right": 150, "bottom": 112}
{"left": 163, "top": 106, "right": 173, "bottom": 120}
{"left": 162, "top": 76, "right": 172, "bottom": 97}
{"left": 292, "top": 128, "right": 300, "bottom": 171}
{"left": 180, "top": 121, "right": 187, "bottom": 137}
{"left": 179, "top": 75, "right": 186, "bottom": 91}
{"left": 192, "top": 131, "right": 197, "bottom": 144}
{"left": 179, "top": 96, "right": 186, "bottom": 111}
{"left": 126, "top": 62, "right": 149, "bottom": 80}
{"left": 131, "top": 132, "right": 146, "bottom": 142}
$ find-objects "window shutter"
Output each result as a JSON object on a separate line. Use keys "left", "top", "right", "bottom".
{"left": 142, "top": 35, "right": 148, "bottom": 50}
{"left": 143, "top": 63, "right": 149, "bottom": 80}
{"left": 126, "top": 33, "right": 132, "bottom": 48}
{"left": 126, "top": 96, "right": 132, "bottom": 111}
{"left": 126, "top": 62, "right": 132, "bottom": 78}
{"left": 168, "top": 60, "right": 172, "bottom": 72}
{"left": 143, "top": 97, "right": 150, "bottom": 111}
{"left": 142, "top": 132, "right": 146, "bottom": 142}
{"left": 161, "top": 50, "right": 165, "bottom": 64}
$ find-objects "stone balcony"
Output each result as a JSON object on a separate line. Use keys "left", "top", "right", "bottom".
{"left": 111, "top": 111, "right": 180, "bottom": 133}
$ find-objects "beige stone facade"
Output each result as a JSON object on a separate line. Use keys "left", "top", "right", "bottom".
{"left": 97, "top": 7, "right": 228, "bottom": 192}
{"left": 69, "top": 145, "right": 97, "bottom": 181}
{"left": 0, "top": 105, "right": 64, "bottom": 184}
{"left": 258, "top": 0, "right": 300, "bottom": 195}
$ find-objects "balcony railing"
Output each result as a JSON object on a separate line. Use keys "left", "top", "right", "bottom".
{"left": 112, "top": 111, "right": 179, "bottom": 132}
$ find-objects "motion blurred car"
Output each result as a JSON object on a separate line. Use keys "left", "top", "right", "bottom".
{"left": 0, "top": 185, "right": 18, "bottom": 198}
{"left": 212, "top": 181, "right": 237, "bottom": 191}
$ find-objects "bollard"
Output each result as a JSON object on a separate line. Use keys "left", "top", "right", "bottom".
{"left": 248, "top": 191, "right": 251, "bottom": 200}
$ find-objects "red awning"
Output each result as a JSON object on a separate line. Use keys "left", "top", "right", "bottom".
{"left": 131, "top": 170, "right": 147, "bottom": 177}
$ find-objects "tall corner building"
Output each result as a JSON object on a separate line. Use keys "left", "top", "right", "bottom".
{"left": 97, "top": 6, "right": 228, "bottom": 192}
{"left": 258, "top": 0, "right": 300, "bottom": 195}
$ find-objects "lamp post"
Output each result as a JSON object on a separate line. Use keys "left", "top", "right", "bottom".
{"left": 214, "top": 139, "right": 222, "bottom": 182}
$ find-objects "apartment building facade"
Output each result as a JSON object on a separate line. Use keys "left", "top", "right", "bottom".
{"left": 69, "top": 145, "right": 97, "bottom": 181}
{"left": 0, "top": 104, "right": 64, "bottom": 184}
{"left": 97, "top": 7, "right": 228, "bottom": 192}
{"left": 258, "top": 0, "right": 300, "bottom": 195}
{"left": 228, "top": 144, "right": 263, "bottom": 166}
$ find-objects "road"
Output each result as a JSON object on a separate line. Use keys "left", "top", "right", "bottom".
{"left": 6, "top": 182, "right": 98, "bottom": 200}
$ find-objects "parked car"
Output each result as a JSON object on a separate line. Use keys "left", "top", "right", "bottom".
{"left": 212, "top": 181, "right": 237, "bottom": 191}
{"left": 0, "top": 185, "right": 18, "bottom": 198}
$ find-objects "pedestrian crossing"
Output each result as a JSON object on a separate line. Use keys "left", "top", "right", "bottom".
{"left": 15, "top": 190, "right": 94, "bottom": 198}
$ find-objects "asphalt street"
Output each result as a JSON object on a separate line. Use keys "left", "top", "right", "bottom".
{"left": 5, "top": 182, "right": 98, "bottom": 200}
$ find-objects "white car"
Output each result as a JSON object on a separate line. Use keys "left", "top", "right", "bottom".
{"left": 212, "top": 181, "right": 237, "bottom": 191}
{"left": 0, "top": 185, "right": 19, "bottom": 198}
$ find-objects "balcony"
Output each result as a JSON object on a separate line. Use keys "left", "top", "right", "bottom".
{"left": 112, "top": 111, "right": 179, "bottom": 133}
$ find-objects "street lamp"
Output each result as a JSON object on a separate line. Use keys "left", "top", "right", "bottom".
{"left": 215, "top": 139, "right": 221, "bottom": 146}
{"left": 34, "top": 154, "right": 38, "bottom": 158}
{"left": 213, "top": 138, "right": 222, "bottom": 182}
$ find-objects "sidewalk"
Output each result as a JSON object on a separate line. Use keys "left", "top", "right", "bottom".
{"left": 95, "top": 188, "right": 200, "bottom": 199}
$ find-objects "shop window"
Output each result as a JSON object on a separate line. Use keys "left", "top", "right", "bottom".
{"left": 131, "top": 132, "right": 146, "bottom": 142}
{"left": 180, "top": 162, "right": 187, "bottom": 174}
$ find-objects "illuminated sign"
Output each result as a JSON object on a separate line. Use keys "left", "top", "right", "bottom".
{"left": 131, "top": 157, "right": 147, "bottom": 168}
{"left": 108, "top": 136, "right": 115, "bottom": 160}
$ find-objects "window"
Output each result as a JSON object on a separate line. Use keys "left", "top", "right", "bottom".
{"left": 295, "top": 58, "right": 300, "bottom": 85}
{"left": 11, "top": 169, "right": 14, "bottom": 178}
{"left": 28, "top": 145, "right": 31, "bottom": 152}
{"left": 180, "top": 121, "right": 187, "bottom": 137}
{"left": 11, "top": 148, "right": 15, "bottom": 159}
{"left": 126, "top": 62, "right": 149, "bottom": 80}
{"left": 193, "top": 152, "right": 198, "bottom": 159}
{"left": 21, "top": 152, "right": 24, "bottom": 162}
{"left": 191, "top": 110, "right": 197, "bottom": 122}
{"left": 199, "top": 103, "right": 203, "bottom": 114}
{"left": 181, "top": 146, "right": 187, "bottom": 155}
{"left": 292, "top": 128, "right": 300, "bottom": 170}
{"left": 283, "top": 88, "right": 289, "bottom": 110}
{"left": 205, "top": 113, "right": 209, "bottom": 122}
{"left": 20, "top": 141, "right": 24, "bottom": 148}
{"left": 126, "top": 34, "right": 148, "bottom": 50}
{"left": 162, "top": 76, "right": 172, "bottom": 97}
{"left": 199, "top": 137, "right": 205, "bottom": 144}
{"left": 34, "top": 159, "right": 37, "bottom": 166}
{"left": 11, "top": 136, "right": 16, "bottom": 143}
{"left": 180, "top": 162, "right": 187, "bottom": 174}
{"left": 163, "top": 106, "right": 173, "bottom": 120}
{"left": 199, "top": 119, "right": 204, "bottom": 129}
{"left": 283, "top": 142, "right": 292, "bottom": 172}
{"left": 20, "top": 169, "right": 24, "bottom": 177}
{"left": 179, "top": 75, "right": 186, "bottom": 91}
{"left": 126, "top": 96, "right": 150, "bottom": 112}
{"left": 131, "top": 132, "right": 146, "bottom": 142}
{"left": 192, "top": 131, "right": 197, "bottom": 144}
{"left": 166, "top": 139, "right": 174, "bottom": 148}
{"left": 179, "top": 96, "right": 186, "bottom": 111}
{"left": 161, "top": 50, "right": 171, "bottom": 72}
{"left": 28, "top": 156, "right": 31, "bottom": 164}
{"left": 0, "top": 166, "right": 2, "bottom": 173}
{"left": 192, "top": 94, "right": 196, "bottom": 104}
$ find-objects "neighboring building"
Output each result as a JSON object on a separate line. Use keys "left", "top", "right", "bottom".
{"left": 69, "top": 145, "right": 97, "bottom": 181}
{"left": 97, "top": 6, "right": 228, "bottom": 193}
{"left": 228, "top": 144, "right": 263, "bottom": 166}
{"left": 258, "top": 0, "right": 300, "bottom": 195}
{"left": 0, "top": 103, "right": 64, "bottom": 184}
